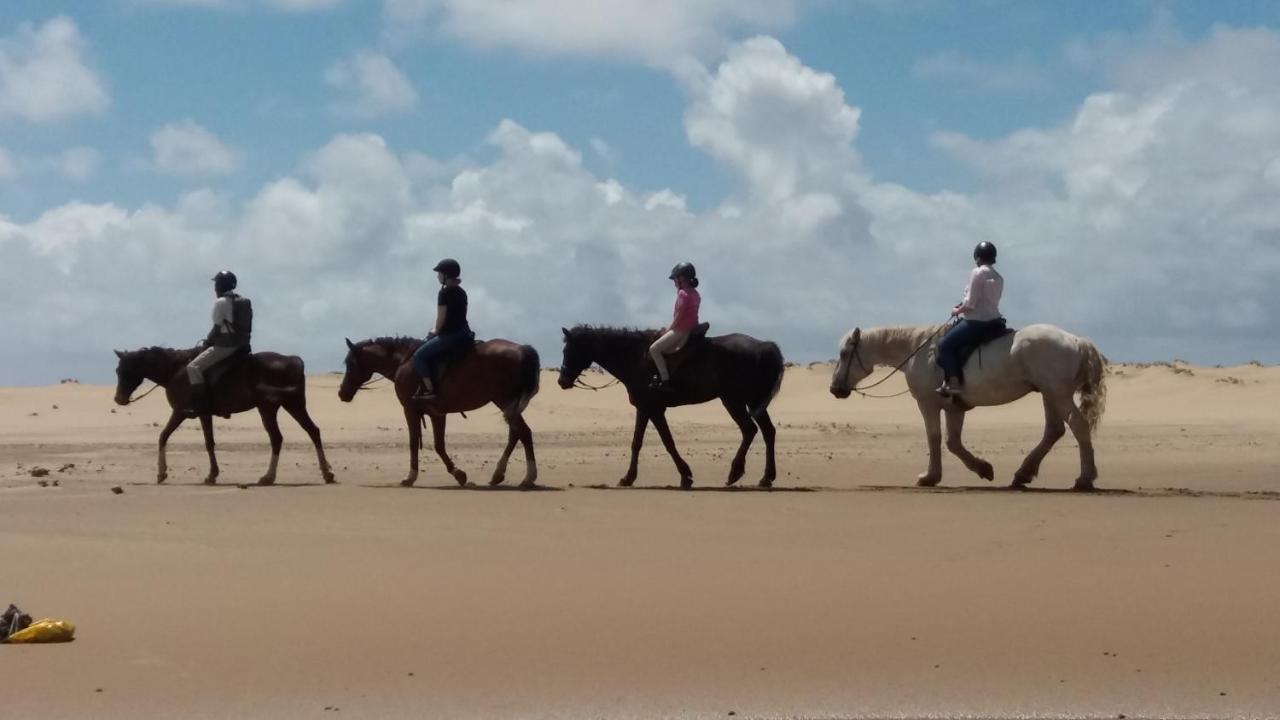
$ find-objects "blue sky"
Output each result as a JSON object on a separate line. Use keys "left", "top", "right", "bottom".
{"left": 4, "top": 1, "right": 1280, "bottom": 383}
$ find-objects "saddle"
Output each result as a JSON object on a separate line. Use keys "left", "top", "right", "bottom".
{"left": 427, "top": 335, "right": 480, "bottom": 384}
{"left": 651, "top": 322, "right": 711, "bottom": 379}
{"left": 956, "top": 320, "right": 1014, "bottom": 370}
{"left": 207, "top": 345, "right": 253, "bottom": 388}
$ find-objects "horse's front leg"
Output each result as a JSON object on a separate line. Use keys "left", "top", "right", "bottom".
{"left": 430, "top": 414, "right": 467, "bottom": 486}
{"left": 402, "top": 406, "right": 422, "bottom": 487}
{"left": 1013, "top": 394, "right": 1065, "bottom": 487}
{"left": 156, "top": 410, "right": 185, "bottom": 484}
{"left": 650, "top": 409, "right": 693, "bottom": 489}
{"left": 257, "top": 404, "right": 283, "bottom": 485}
{"left": 199, "top": 414, "right": 219, "bottom": 484}
{"left": 916, "top": 399, "right": 943, "bottom": 487}
{"left": 944, "top": 406, "right": 994, "bottom": 482}
{"left": 620, "top": 409, "right": 649, "bottom": 487}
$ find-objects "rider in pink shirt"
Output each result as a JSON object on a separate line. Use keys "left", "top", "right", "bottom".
{"left": 650, "top": 262, "right": 700, "bottom": 390}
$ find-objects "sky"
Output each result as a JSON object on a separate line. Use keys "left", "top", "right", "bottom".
{"left": 3, "top": 0, "right": 1280, "bottom": 385}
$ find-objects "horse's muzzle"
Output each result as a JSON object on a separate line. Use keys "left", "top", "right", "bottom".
{"left": 557, "top": 376, "right": 573, "bottom": 390}
{"left": 830, "top": 386, "right": 851, "bottom": 399}
{"left": 113, "top": 394, "right": 130, "bottom": 406}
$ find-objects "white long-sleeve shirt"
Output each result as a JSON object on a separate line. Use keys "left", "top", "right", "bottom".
{"left": 211, "top": 295, "right": 235, "bottom": 335}
{"left": 957, "top": 265, "right": 1003, "bottom": 321}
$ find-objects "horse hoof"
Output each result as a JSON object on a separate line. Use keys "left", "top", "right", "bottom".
{"left": 726, "top": 467, "right": 745, "bottom": 487}
{"left": 680, "top": 476, "right": 694, "bottom": 490}
{"left": 203, "top": 477, "right": 217, "bottom": 486}
{"left": 452, "top": 469, "right": 468, "bottom": 487}
{"left": 400, "top": 478, "right": 417, "bottom": 487}
{"left": 916, "top": 474, "right": 941, "bottom": 487}
{"left": 489, "top": 473, "right": 506, "bottom": 487}
{"left": 258, "top": 476, "right": 276, "bottom": 486}
{"left": 156, "top": 474, "right": 167, "bottom": 485}
{"left": 519, "top": 479, "right": 537, "bottom": 490}
{"left": 758, "top": 478, "right": 774, "bottom": 489}
{"left": 1072, "top": 478, "right": 1096, "bottom": 492}
{"left": 1011, "top": 473, "right": 1033, "bottom": 488}
{"left": 618, "top": 477, "right": 636, "bottom": 487}
{"left": 322, "top": 471, "right": 337, "bottom": 484}
{"left": 976, "top": 462, "right": 995, "bottom": 482}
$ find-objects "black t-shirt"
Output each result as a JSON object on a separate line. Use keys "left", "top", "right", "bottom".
{"left": 438, "top": 285, "right": 470, "bottom": 334}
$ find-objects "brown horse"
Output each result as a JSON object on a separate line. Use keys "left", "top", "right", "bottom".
{"left": 113, "top": 346, "right": 335, "bottom": 485}
{"left": 557, "top": 325, "right": 784, "bottom": 489}
{"left": 338, "top": 337, "right": 541, "bottom": 488}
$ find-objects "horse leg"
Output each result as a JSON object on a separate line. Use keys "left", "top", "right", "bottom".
{"left": 431, "top": 414, "right": 468, "bottom": 487}
{"left": 650, "top": 409, "right": 694, "bottom": 489}
{"left": 620, "top": 410, "right": 649, "bottom": 487}
{"left": 1012, "top": 395, "right": 1065, "bottom": 488}
{"left": 156, "top": 409, "right": 185, "bottom": 484}
{"left": 720, "top": 398, "right": 757, "bottom": 487}
{"left": 283, "top": 400, "right": 336, "bottom": 484}
{"left": 402, "top": 406, "right": 422, "bottom": 487}
{"left": 490, "top": 414, "right": 520, "bottom": 487}
{"left": 944, "top": 406, "right": 994, "bottom": 482}
{"left": 199, "top": 414, "right": 219, "bottom": 485}
{"left": 756, "top": 408, "right": 777, "bottom": 488}
{"left": 1047, "top": 390, "right": 1098, "bottom": 491}
{"left": 256, "top": 404, "right": 284, "bottom": 485}
{"left": 512, "top": 412, "right": 537, "bottom": 488}
{"left": 916, "top": 400, "right": 943, "bottom": 487}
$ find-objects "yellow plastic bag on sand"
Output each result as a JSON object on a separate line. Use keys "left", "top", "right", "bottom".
{"left": 5, "top": 618, "right": 75, "bottom": 643}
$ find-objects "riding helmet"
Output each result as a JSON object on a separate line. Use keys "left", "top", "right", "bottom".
{"left": 669, "top": 262, "right": 697, "bottom": 281}
{"left": 433, "top": 258, "right": 462, "bottom": 279}
{"left": 973, "top": 242, "right": 997, "bottom": 264}
{"left": 212, "top": 270, "right": 238, "bottom": 294}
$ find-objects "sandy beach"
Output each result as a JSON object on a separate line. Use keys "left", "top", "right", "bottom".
{"left": 3, "top": 362, "right": 1279, "bottom": 719}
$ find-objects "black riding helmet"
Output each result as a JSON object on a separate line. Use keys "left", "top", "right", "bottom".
{"left": 973, "top": 242, "right": 997, "bottom": 264}
{"left": 669, "top": 262, "right": 699, "bottom": 288}
{"left": 433, "top": 258, "right": 461, "bottom": 280}
{"left": 212, "top": 270, "right": 237, "bottom": 295}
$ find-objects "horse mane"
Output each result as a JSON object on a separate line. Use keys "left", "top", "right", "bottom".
{"left": 564, "top": 324, "right": 663, "bottom": 345}
{"left": 840, "top": 325, "right": 945, "bottom": 353}
{"left": 362, "top": 336, "right": 425, "bottom": 351}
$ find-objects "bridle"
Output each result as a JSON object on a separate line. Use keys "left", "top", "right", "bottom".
{"left": 124, "top": 382, "right": 162, "bottom": 404}
{"left": 844, "top": 325, "right": 946, "bottom": 399}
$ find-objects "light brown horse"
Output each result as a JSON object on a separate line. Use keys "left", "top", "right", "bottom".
{"left": 338, "top": 337, "right": 541, "bottom": 487}
{"left": 113, "top": 346, "right": 335, "bottom": 485}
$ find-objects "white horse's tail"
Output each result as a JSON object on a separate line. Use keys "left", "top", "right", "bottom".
{"left": 1076, "top": 339, "right": 1107, "bottom": 434}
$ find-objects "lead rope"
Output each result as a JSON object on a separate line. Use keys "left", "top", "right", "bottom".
{"left": 128, "top": 383, "right": 162, "bottom": 403}
{"left": 573, "top": 375, "right": 622, "bottom": 391}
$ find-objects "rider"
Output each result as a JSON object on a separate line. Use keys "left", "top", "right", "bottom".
{"left": 936, "top": 242, "right": 1004, "bottom": 397}
{"left": 649, "top": 262, "right": 701, "bottom": 391}
{"left": 185, "top": 270, "right": 251, "bottom": 417}
{"left": 412, "top": 258, "right": 474, "bottom": 400}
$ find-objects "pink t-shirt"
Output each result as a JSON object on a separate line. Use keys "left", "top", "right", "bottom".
{"left": 672, "top": 287, "right": 701, "bottom": 331}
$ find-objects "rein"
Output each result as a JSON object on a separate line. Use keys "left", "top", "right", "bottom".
{"left": 573, "top": 375, "right": 621, "bottom": 391}
{"left": 128, "top": 383, "right": 162, "bottom": 403}
{"left": 849, "top": 323, "right": 948, "bottom": 399}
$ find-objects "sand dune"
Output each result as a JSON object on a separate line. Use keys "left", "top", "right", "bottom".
{"left": 2, "top": 363, "right": 1278, "bottom": 718}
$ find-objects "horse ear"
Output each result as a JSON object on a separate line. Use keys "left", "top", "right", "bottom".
{"left": 853, "top": 328, "right": 861, "bottom": 342}
{"left": 561, "top": 327, "right": 570, "bottom": 339}
{"left": 114, "top": 349, "right": 124, "bottom": 359}
{"left": 345, "top": 338, "right": 355, "bottom": 351}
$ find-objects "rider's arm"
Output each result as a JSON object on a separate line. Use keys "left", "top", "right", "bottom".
{"left": 956, "top": 268, "right": 983, "bottom": 315}
{"left": 433, "top": 304, "right": 447, "bottom": 335}
{"left": 205, "top": 297, "right": 233, "bottom": 346}
{"left": 670, "top": 290, "right": 685, "bottom": 331}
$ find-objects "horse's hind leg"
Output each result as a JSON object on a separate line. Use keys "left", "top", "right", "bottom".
{"left": 256, "top": 404, "right": 284, "bottom": 485}
{"left": 283, "top": 399, "right": 336, "bottom": 484}
{"left": 650, "top": 409, "right": 693, "bottom": 489}
{"left": 199, "top": 414, "right": 219, "bottom": 485}
{"left": 402, "top": 406, "right": 422, "bottom": 487}
{"left": 1012, "top": 395, "right": 1065, "bottom": 488}
{"left": 944, "top": 407, "right": 995, "bottom": 482}
{"left": 1047, "top": 390, "right": 1097, "bottom": 491}
{"left": 511, "top": 412, "right": 537, "bottom": 488}
{"left": 756, "top": 408, "right": 777, "bottom": 488}
{"left": 431, "top": 414, "right": 468, "bottom": 487}
{"left": 721, "top": 398, "right": 757, "bottom": 487}
{"left": 490, "top": 410, "right": 520, "bottom": 486}
{"left": 620, "top": 410, "right": 649, "bottom": 487}
{"left": 156, "top": 410, "right": 185, "bottom": 484}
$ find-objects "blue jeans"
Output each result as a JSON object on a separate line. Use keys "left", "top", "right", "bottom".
{"left": 937, "top": 319, "right": 1005, "bottom": 384}
{"left": 412, "top": 331, "right": 474, "bottom": 381}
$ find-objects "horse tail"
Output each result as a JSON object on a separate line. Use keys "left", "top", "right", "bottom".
{"left": 515, "top": 344, "right": 541, "bottom": 414}
{"left": 1076, "top": 339, "right": 1107, "bottom": 434}
{"left": 749, "top": 341, "right": 785, "bottom": 420}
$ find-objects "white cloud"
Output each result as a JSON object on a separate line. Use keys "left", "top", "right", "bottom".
{"left": 381, "top": 0, "right": 806, "bottom": 64}
{"left": 912, "top": 50, "right": 1047, "bottom": 93}
{"left": 0, "top": 147, "right": 16, "bottom": 180}
{"left": 149, "top": 120, "right": 242, "bottom": 176}
{"left": 0, "top": 16, "right": 109, "bottom": 123}
{"left": 56, "top": 146, "right": 101, "bottom": 181}
{"left": 6, "top": 28, "right": 1280, "bottom": 383}
{"left": 324, "top": 51, "right": 418, "bottom": 118}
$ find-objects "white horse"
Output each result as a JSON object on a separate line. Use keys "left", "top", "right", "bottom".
{"left": 829, "top": 324, "right": 1107, "bottom": 490}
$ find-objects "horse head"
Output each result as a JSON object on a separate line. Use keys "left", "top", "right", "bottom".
{"left": 558, "top": 326, "right": 595, "bottom": 389}
{"left": 113, "top": 348, "right": 153, "bottom": 406}
{"left": 338, "top": 338, "right": 375, "bottom": 403}
{"left": 830, "top": 328, "right": 867, "bottom": 399}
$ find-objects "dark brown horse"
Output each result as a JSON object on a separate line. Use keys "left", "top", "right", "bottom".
{"left": 557, "top": 325, "right": 784, "bottom": 489}
{"left": 113, "top": 347, "right": 335, "bottom": 485}
{"left": 338, "top": 337, "right": 541, "bottom": 487}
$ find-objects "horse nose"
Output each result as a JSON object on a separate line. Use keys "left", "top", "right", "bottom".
{"left": 830, "top": 386, "right": 851, "bottom": 399}
{"left": 557, "top": 377, "right": 572, "bottom": 390}
{"left": 113, "top": 394, "right": 129, "bottom": 406}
